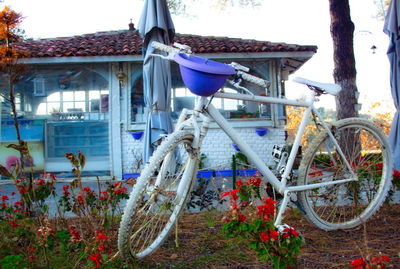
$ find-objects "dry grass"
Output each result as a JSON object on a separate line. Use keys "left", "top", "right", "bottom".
{"left": 130, "top": 204, "right": 400, "bottom": 268}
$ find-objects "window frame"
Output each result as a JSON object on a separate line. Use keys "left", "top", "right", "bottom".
{"left": 127, "top": 59, "right": 285, "bottom": 130}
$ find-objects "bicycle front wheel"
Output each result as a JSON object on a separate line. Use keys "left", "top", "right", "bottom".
{"left": 118, "top": 131, "right": 197, "bottom": 259}
{"left": 297, "top": 118, "right": 392, "bottom": 230}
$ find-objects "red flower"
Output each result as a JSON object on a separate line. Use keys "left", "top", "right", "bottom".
{"left": 1, "top": 195, "right": 9, "bottom": 202}
{"left": 98, "top": 245, "right": 105, "bottom": 252}
{"left": 240, "top": 201, "right": 249, "bottom": 207}
{"left": 83, "top": 187, "right": 95, "bottom": 195}
{"left": 269, "top": 229, "right": 279, "bottom": 240}
{"left": 95, "top": 231, "right": 108, "bottom": 242}
{"left": 238, "top": 214, "right": 246, "bottom": 222}
{"left": 62, "top": 185, "right": 70, "bottom": 196}
{"left": 235, "top": 180, "right": 243, "bottom": 188}
{"left": 115, "top": 186, "right": 128, "bottom": 195}
{"left": 309, "top": 171, "right": 324, "bottom": 178}
{"left": 17, "top": 186, "right": 27, "bottom": 195}
{"left": 68, "top": 226, "right": 81, "bottom": 244}
{"left": 11, "top": 192, "right": 16, "bottom": 196}
{"left": 99, "top": 191, "right": 108, "bottom": 200}
{"left": 256, "top": 197, "right": 277, "bottom": 221}
{"left": 14, "top": 201, "right": 23, "bottom": 207}
{"left": 260, "top": 231, "right": 269, "bottom": 242}
{"left": 371, "top": 255, "right": 391, "bottom": 267}
{"left": 88, "top": 253, "right": 102, "bottom": 268}
{"left": 83, "top": 187, "right": 91, "bottom": 192}
{"left": 282, "top": 227, "right": 299, "bottom": 238}
{"left": 349, "top": 257, "right": 366, "bottom": 269}
{"left": 28, "top": 247, "right": 35, "bottom": 263}
{"left": 77, "top": 195, "right": 84, "bottom": 204}
{"left": 9, "top": 220, "right": 18, "bottom": 228}
{"left": 36, "top": 178, "right": 45, "bottom": 186}
{"left": 247, "top": 176, "right": 261, "bottom": 187}
{"left": 50, "top": 173, "right": 57, "bottom": 181}
{"left": 375, "top": 162, "right": 383, "bottom": 175}
{"left": 221, "top": 189, "right": 240, "bottom": 200}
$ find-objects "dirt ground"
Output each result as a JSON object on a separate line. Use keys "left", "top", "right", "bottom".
{"left": 134, "top": 204, "right": 400, "bottom": 268}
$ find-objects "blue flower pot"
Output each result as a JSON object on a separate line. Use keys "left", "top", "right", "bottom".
{"left": 255, "top": 128, "right": 268, "bottom": 136}
{"left": 123, "top": 173, "right": 140, "bottom": 180}
{"left": 232, "top": 143, "right": 240, "bottom": 151}
{"left": 130, "top": 131, "right": 144, "bottom": 140}
{"left": 197, "top": 170, "right": 215, "bottom": 178}
{"left": 215, "top": 170, "right": 239, "bottom": 177}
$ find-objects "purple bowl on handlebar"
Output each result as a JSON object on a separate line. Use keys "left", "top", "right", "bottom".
{"left": 174, "top": 53, "right": 235, "bottom": 96}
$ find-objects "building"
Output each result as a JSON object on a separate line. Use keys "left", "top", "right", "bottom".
{"left": 0, "top": 24, "right": 316, "bottom": 179}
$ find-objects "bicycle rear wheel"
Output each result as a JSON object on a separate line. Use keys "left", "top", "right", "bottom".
{"left": 118, "top": 131, "right": 197, "bottom": 259}
{"left": 297, "top": 118, "right": 392, "bottom": 230}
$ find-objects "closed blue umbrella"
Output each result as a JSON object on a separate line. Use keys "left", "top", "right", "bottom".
{"left": 138, "top": 0, "right": 175, "bottom": 162}
{"left": 384, "top": 0, "right": 400, "bottom": 169}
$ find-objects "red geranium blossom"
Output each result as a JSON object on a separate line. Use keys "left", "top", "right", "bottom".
{"left": 95, "top": 231, "right": 108, "bottom": 242}
{"left": 115, "top": 186, "right": 128, "bottom": 195}
{"left": 282, "top": 227, "right": 299, "bottom": 238}
{"left": 256, "top": 197, "right": 276, "bottom": 221}
{"left": 17, "top": 185, "right": 27, "bottom": 195}
{"left": 68, "top": 226, "right": 81, "bottom": 244}
{"left": 83, "top": 187, "right": 95, "bottom": 195}
{"left": 260, "top": 231, "right": 269, "bottom": 242}
{"left": 28, "top": 247, "right": 35, "bottom": 263}
{"left": 349, "top": 257, "right": 366, "bottom": 269}
{"left": 247, "top": 175, "right": 261, "bottom": 187}
{"left": 62, "top": 185, "right": 70, "bottom": 195}
{"left": 221, "top": 189, "right": 240, "bottom": 200}
{"left": 88, "top": 253, "right": 102, "bottom": 268}
{"left": 77, "top": 195, "right": 84, "bottom": 204}
{"left": 393, "top": 169, "right": 400, "bottom": 180}
{"left": 99, "top": 191, "right": 108, "bottom": 200}
{"left": 9, "top": 220, "right": 18, "bottom": 228}
{"left": 36, "top": 178, "right": 45, "bottom": 186}
{"left": 269, "top": 229, "right": 279, "bottom": 240}
{"left": 238, "top": 214, "right": 246, "bottom": 222}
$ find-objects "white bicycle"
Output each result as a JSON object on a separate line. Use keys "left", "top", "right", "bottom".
{"left": 118, "top": 41, "right": 393, "bottom": 260}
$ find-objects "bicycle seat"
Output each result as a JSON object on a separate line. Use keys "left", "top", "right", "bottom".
{"left": 292, "top": 77, "right": 341, "bottom": 96}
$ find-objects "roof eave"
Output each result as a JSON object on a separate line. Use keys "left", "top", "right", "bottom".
{"left": 21, "top": 51, "right": 316, "bottom": 74}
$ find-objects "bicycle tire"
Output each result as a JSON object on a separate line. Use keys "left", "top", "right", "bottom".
{"left": 118, "top": 130, "right": 197, "bottom": 259}
{"left": 297, "top": 118, "right": 392, "bottom": 230}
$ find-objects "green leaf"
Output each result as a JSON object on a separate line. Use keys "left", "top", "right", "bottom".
{"left": 0, "top": 254, "right": 28, "bottom": 269}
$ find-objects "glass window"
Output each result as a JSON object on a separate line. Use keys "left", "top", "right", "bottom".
{"left": 10, "top": 64, "right": 110, "bottom": 120}
{"left": 130, "top": 61, "right": 272, "bottom": 123}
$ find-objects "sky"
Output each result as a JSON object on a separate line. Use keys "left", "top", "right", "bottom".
{"left": 0, "top": 0, "right": 394, "bottom": 113}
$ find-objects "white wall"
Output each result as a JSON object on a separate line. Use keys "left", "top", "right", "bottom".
{"left": 121, "top": 125, "right": 286, "bottom": 174}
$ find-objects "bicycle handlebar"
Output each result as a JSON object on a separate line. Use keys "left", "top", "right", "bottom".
{"left": 237, "top": 71, "right": 270, "bottom": 88}
{"left": 151, "top": 41, "right": 269, "bottom": 89}
{"left": 151, "top": 41, "right": 181, "bottom": 54}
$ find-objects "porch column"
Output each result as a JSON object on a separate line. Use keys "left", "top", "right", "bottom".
{"left": 109, "top": 63, "right": 124, "bottom": 178}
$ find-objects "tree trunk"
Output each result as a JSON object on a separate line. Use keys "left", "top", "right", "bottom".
{"left": 329, "top": 0, "right": 359, "bottom": 120}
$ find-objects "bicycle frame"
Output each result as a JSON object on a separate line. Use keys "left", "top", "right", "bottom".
{"left": 174, "top": 90, "right": 358, "bottom": 225}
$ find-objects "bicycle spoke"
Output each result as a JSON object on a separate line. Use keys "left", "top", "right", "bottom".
{"left": 298, "top": 119, "right": 391, "bottom": 230}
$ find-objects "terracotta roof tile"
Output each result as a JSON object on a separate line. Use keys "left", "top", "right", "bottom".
{"left": 17, "top": 30, "right": 317, "bottom": 58}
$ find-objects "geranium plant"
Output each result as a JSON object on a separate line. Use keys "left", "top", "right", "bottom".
{"left": 221, "top": 175, "right": 303, "bottom": 269}
{"left": 349, "top": 255, "right": 391, "bottom": 269}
